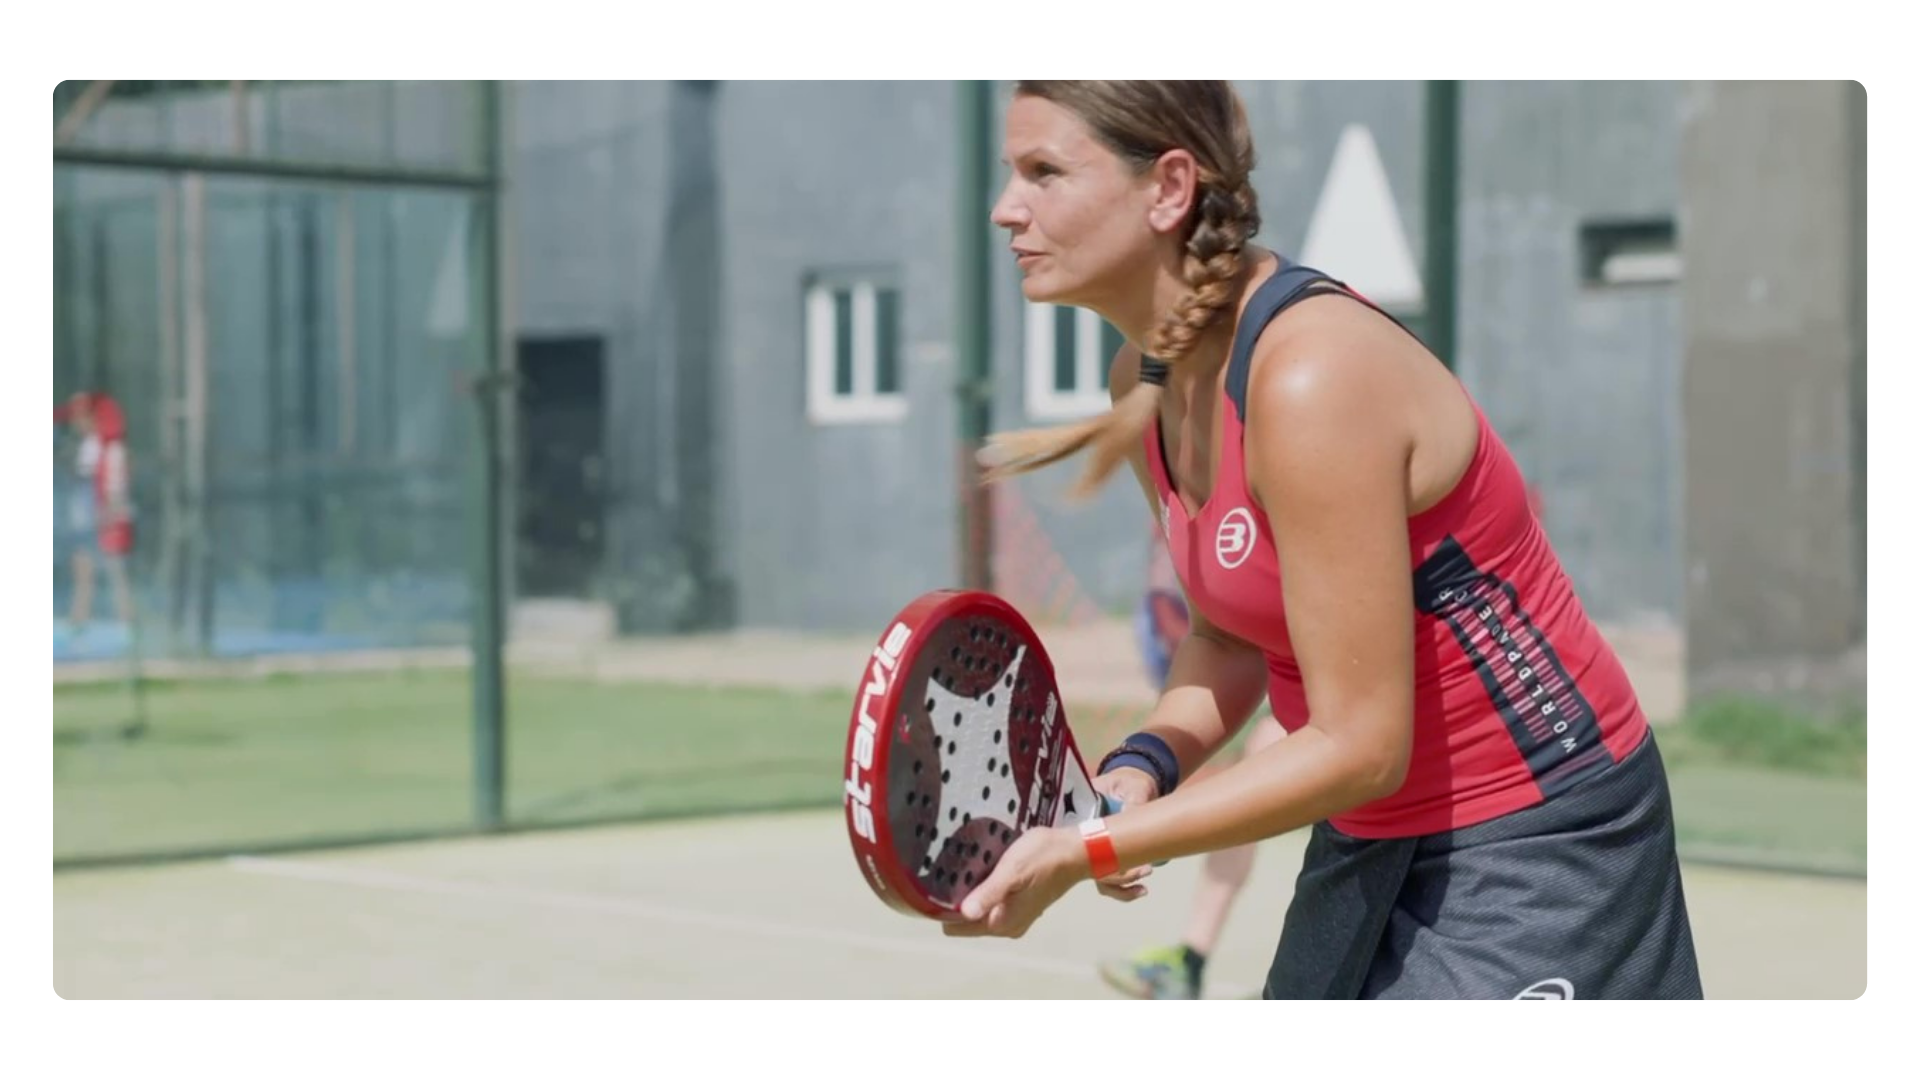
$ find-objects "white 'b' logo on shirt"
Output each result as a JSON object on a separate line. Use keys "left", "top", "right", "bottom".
{"left": 1216, "top": 508, "right": 1256, "bottom": 569}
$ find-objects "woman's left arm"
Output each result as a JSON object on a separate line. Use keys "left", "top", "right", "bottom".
{"left": 1090, "top": 333, "right": 1420, "bottom": 863}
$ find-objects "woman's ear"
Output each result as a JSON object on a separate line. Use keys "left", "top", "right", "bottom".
{"left": 1145, "top": 149, "right": 1202, "bottom": 236}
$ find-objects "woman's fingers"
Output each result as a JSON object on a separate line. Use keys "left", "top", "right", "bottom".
{"left": 1095, "top": 880, "right": 1149, "bottom": 902}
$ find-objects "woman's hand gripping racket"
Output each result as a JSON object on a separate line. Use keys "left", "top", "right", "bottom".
{"left": 842, "top": 589, "right": 1144, "bottom": 921}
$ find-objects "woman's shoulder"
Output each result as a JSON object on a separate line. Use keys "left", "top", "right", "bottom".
{"left": 1244, "top": 303, "right": 1417, "bottom": 426}
{"left": 1234, "top": 290, "right": 1440, "bottom": 501}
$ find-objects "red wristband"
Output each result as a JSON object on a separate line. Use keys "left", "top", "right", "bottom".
{"left": 1078, "top": 817, "right": 1120, "bottom": 880}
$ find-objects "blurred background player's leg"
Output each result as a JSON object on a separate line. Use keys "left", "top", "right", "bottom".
{"left": 64, "top": 471, "right": 98, "bottom": 637}
{"left": 106, "top": 555, "right": 135, "bottom": 628}
{"left": 1099, "top": 715, "right": 1283, "bottom": 1000}
{"left": 1097, "top": 536, "right": 1284, "bottom": 1001}
{"left": 1176, "top": 719, "right": 1283, "bottom": 952}
{"left": 100, "top": 518, "right": 136, "bottom": 629}
{"left": 68, "top": 548, "right": 96, "bottom": 637}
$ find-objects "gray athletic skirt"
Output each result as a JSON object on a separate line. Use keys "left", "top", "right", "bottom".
{"left": 1262, "top": 730, "right": 1703, "bottom": 999}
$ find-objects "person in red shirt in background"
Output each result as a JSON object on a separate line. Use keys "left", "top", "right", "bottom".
{"left": 55, "top": 391, "right": 136, "bottom": 637}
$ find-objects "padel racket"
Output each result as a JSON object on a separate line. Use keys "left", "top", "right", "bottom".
{"left": 842, "top": 589, "right": 1114, "bottom": 921}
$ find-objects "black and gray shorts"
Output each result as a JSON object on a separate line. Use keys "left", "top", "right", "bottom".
{"left": 1263, "top": 730, "right": 1704, "bottom": 999}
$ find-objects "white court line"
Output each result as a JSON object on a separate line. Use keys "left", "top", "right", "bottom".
{"left": 228, "top": 854, "right": 1260, "bottom": 994}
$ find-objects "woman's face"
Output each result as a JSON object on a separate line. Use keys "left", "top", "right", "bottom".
{"left": 991, "top": 94, "right": 1162, "bottom": 309}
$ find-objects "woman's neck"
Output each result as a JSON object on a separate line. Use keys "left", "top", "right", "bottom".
{"left": 1128, "top": 245, "right": 1273, "bottom": 386}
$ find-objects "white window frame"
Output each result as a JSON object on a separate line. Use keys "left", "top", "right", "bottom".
{"left": 805, "top": 277, "right": 906, "bottom": 425}
{"left": 1024, "top": 303, "right": 1118, "bottom": 420}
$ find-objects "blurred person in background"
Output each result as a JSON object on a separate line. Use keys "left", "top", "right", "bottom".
{"left": 55, "top": 391, "right": 136, "bottom": 636}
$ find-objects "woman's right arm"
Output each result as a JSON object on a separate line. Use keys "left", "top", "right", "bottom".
{"left": 1103, "top": 346, "right": 1270, "bottom": 803}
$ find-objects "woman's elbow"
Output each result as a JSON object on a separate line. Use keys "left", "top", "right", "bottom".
{"left": 1345, "top": 726, "right": 1413, "bottom": 803}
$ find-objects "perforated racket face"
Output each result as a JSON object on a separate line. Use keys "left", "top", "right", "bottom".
{"left": 843, "top": 590, "right": 1101, "bottom": 921}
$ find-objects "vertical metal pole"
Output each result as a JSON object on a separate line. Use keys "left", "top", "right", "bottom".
{"left": 55, "top": 181, "right": 76, "bottom": 389}
{"left": 182, "top": 172, "right": 214, "bottom": 654}
{"left": 1423, "top": 80, "right": 1460, "bottom": 370}
{"left": 956, "top": 80, "right": 994, "bottom": 592}
{"left": 469, "top": 80, "right": 507, "bottom": 830}
{"left": 155, "top": 182, "right": 184, "bottom": 642}
{"left": 89, "top": 218, "right": 112, "bottom": 391}
{"left": 231, "top": 81, "right": 251, "bottom": 155}
{"left": 336, "top": 193, "right": 358, "bottom": 455}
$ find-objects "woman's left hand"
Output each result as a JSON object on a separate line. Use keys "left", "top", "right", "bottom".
{"left": 943, "top": 823, "right": 1137, "bottom": 939}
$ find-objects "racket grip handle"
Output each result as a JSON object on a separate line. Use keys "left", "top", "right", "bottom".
{"left": 1095, "top": 794, "right": 1170, "bottom": 867}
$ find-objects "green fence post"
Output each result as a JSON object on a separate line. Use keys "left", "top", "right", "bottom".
{"left": 956, "top": 80, "right": 994, "bottom": 593}
{"left": 469, "top": 80, "right": 507, "bottom": 831}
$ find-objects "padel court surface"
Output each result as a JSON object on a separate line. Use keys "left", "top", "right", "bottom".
{"left": 54, "top": 806, "right": 1866, "bottom": 999}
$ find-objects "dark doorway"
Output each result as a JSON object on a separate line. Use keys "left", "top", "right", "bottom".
{"left": 516, "top": 336, "right": 607, "bottom": 598}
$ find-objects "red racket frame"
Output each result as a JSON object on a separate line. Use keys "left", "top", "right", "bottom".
{"left": 842, "top": 589, "right": 1100, "bottom": 921}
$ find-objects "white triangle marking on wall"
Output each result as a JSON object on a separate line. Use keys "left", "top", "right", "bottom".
{"left": 1299, "top": 124, "right": 1425, "bottom": 309}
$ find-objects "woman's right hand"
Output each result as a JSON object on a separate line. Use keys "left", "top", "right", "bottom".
{"left": 1088, "top": 766, "right": 1160, "bottom": 901}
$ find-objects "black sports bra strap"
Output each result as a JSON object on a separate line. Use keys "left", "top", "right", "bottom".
{"left": 1223, "top": 261, "right": 1428, "bottom": 420}
{"left": 1224, "top": 261, "right": 1336, "bottom": 421}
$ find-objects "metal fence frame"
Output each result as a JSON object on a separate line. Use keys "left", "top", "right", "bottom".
{"left": 53, "top": 80, "right": 512, "bottom": 848}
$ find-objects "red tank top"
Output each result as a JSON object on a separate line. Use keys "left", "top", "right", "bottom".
{"left": 1144, "top": 263, "right": 1649, "bottom": 839}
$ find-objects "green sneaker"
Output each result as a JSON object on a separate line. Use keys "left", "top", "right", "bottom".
{"left": 1097, "top": 943, "right": 1199, "bottom": 1000}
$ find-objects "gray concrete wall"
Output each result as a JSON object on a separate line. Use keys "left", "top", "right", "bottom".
{"left": 1457, "top": 81, "right": 1687, "bottom": 627}
{"left": 506, "top": 83, "right": 743, "bottom": 632}
{"left": 712, "top": 81, "right": 964, "bottom": 631}
{"left": 1678, "top": 81, "right": 1867, "bottom": 705}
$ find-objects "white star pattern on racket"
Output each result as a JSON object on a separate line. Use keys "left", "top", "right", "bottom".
{"left": 920, "top": 643, "right": 1100, "bottom": 878}
{"left": 920, "top": 644, "right": 1033, "bottom": 873}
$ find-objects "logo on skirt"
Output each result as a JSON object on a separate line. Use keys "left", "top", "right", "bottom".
{"left": 1514, "top": 978, "right": 1575, "bottom": 1000}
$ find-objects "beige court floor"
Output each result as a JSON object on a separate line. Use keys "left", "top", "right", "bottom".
{"left": 52, "top": 806, "right": 1864, "bottom": 1000}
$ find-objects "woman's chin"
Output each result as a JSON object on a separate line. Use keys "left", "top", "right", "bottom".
{"left": 1019, "top": 273, "right": 1075, "bottom": 305}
